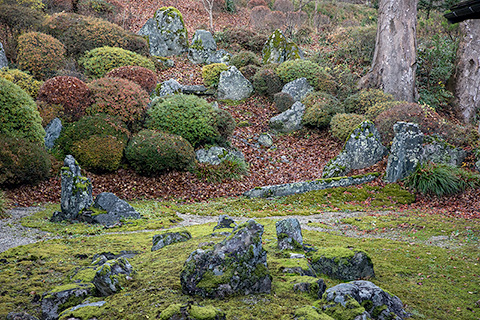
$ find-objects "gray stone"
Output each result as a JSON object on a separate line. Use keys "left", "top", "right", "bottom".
{"left": 0, "top": 42, "right": 8, "bottom": 69}
{"left": 188, "top": 29, "right": 217, "bottom": 64}
{"left": 385, "top": 122, "right": 424, "bottom": 183}
{"left": 152, "top": 230, "right": 192, "bottom": 251}
{"left": 310, "top": 248, "right": 374, "bottom": 281}
{"left": 262, "top": 29, "right": 303, "bottom": 64}
{"left": 92, "top": 251, "right": 140, "bottom": 265}
{"left": 138, "top": 7, "right": 188, "bottom": 57}
{"left": 44, "top": 118, "right": 62, "bottom": 150}
{"left": 217, "top": 66, "right": 253, "bottom": 101}
{"left": 422, "top": 136, "right": 466, "bottom": 167}
{"left": 180, "top": 220, "right": 271, "bottom": 298}
{"left": 6, "top": 312, "right": 39, "bottom": 320}
{"left": 476, "top": 159, "right": 480, "bottom": 173}
{"left": 293, "top": 278, "right": 326, "bottom": 299}
{"left": 195, "top": 146, "right": 245, "bottom": 165}
{"left": 269, "top": 101, "right": 305, "bottom": 133}
{"left": 276, "top": 218, "right": 303, "bottom": 250}
{"left": 92, "top": 257, "right": 133, "bottom": 296}
{"left": 257, "top": 133, "right": 273, "bottom": 147}
{"left": 61, "top": 301, "right": 106, "bottom": 316}
{"left": 206, "top": 49, "right": 231, "bottom": 65}
{"left": 80, "top": 192, "right": 141, "bottom": 226}
{"left": 213, "top": 215, "right": 237, "bottom": 231}
{"left": 322, "top": 280, "right": 409, "bottom": 320}
{"left": 155, "top": 78, "right": 183, "bottom": 97}
{"left": 41, "top": 283, "right": 95, "bottom": 320}
{"left": 322, "top": 121, "right": 388, "bottom": 178}
{"left": 282, "top": 78, "right": 313, "bottom": 102}
{"left": 182, "top": 84, "right": 208, "bottom": 95}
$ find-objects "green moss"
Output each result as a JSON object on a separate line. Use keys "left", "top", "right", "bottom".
{"left": 71, "top": 267, "right": 97, "bottom": 283}
{"left": 189, "top": 305, "right": 222, "bottom": 320}
{"left": 159, "top": 303, "right": 183, "bottom": 320}
{"left": 295, "top": 306, "right": 334, "bottom": 320}
{"left": 311, "top": 247, "right": 356, "bottom": 264}
{"left": 315, "top": 297, "right": 366, "bottom": 320}
{"left": 59, "top": 304, "right": 106, "bottom": 320}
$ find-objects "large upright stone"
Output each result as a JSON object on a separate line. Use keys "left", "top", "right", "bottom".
{"left": 188, "top": 29, "right": 217, "bottom": 64}
{"left": 323, "top": 121, "right": 388, "bottom": 178}
{"left": 269, "top": 101, "right": 305, "bottom": 133}
{"left": 217, "top": 66, "right": 253, "bottom": 100}
{"left": 138, "top": 7, "right": 188, "bottom": 57}
{"left": 44, "top": 118, "right": 62, "bottom": 150}
{"left": 281, "top": 78, "right": 313, "bottom": 102}
{"left": 0, "top": 42, "right": 8, "bottom": 69}
{"left": 93, "top": 257, "right": 133, "bottom": 296}
{"left": 180, "top": 220, "right": 271, "bottom": 298}
{"left": 422, "top": 136, "right": 466, "bottom": 167}
{"left": 262, "top": 29, "right": 303, "bottom": 64}
{"left": 385, "top": 122, "right": 424, "bottom": 182}
{"left": 276, "top": 218, "right": 303, "bottom": 250}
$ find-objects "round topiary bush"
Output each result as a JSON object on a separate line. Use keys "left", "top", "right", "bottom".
{"left": 147, "top": 94, "right": 234, "bottom": 147}
{"left": 16, "top": 32, "right": 66, "bottom": 80}
{"left": 87, "top": 77, "right": 149, "bottom": 130}
{"left": 79, "top": 46, "right": 155, "bottom": 79}
{"left": 302, "top": 92, "right": 343, "bottom": 128}
{"left": 0, "top": 5, "right": 45, "bottom": 37}
{"left": 273, "top": 91, "right": 295, "bottom": 112}
{"left": 36, "top": 101, "right": 64, "bottom": 127}
{"left": 230, "top": 51, "right": 260, "bottom": 69}
{"left": 364, "top": 100, "right": 404, "bottom": 121}
{"left": 343, "top": 89, "right": 395, "bottom": 114}
{"left": 71, "top": 134, "right": 125, "bottom": 172}
{"left": 214, "top": 108, "right": 236, "bottom": 143}
{"left": 105, "top": 65, "right": 158, "bottom": 94}
{"left": 125, "top": 129, "right": 195, "bottom": 176}
{"left": 252, "top": 66, "right": 283, "bottom": 97}
{"left": 239, "top": 65, "right": 259, "bottom": 82}
{"left": 276, "top": 59, "right": 336, "bottom": 93}
{"left": 0, "top": 134, "right": 51, "bottom": 187}
{"left": 37, "top": 76, "right": 92, "bottom": 122}
{"left": 0, "top": 78, "right": 45, "bottom": 143}
{"left": 0, "top": 68, "right": 43, "bottom": 99}
{"left": 202, "top": 63, "right": 229, "bottom": 88}
{"left": 330, "top": 113, "right": 366, "bottom": 141}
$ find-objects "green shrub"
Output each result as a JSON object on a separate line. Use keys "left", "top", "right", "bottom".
{"left": 214, "top": 108, "right": 236, "bottom": 144}
{"left": 403, "top": 162, "right": 480, "bottom": 196}
{"left": 252, "top": 66, "right": 283, "bottom": 97}
{"left": 77, "top": 0, "right": 121, "bottom": 22}
{"left": 193, "top": 158, "right": 249, "bottom": 183}
{"left": 0, "top": 190, "right": 8, "bottom": 218}
{"left": 344, "top": 89, "right": 395, "bottom": 114}
{"left": 365, "top": 101, "right": 404, "bottom": 121}
{"left": 330, "top": 113, "right": 366, "bottom": 141}
{"left": 125, "top": 129, "right": 195, "bottom": 176}
{"left": 273, "top": 92, "right": 295, "bottom": 113}
{"left": 16, "top": 31, "right": 66, "bottom": 80}
{"left": 0, "top": 4, "right": 44, "bottom": 34}
{"left": 302, "top": 92, "right": 343, "bottom": 128}
{"left": 42, "top": 12, "right": 148, "bottom": 58}
{"left": 276, "top": 59, "right": 335, "bottom": 92}
{"left": 147, "top": 94, "right": 234, "bottom": 147}
{"left": 0, "top": 68, "right": 43, "bottom": 98}
{"left": 79, "top": 46, "right": 155, "bottom": 79}
{"left": 0, "top": 134, "right": 51, "bottom": 187}
{"left": 230, "top": 51, "right": 260, "bottom": 69}
{"left": 215, "top": 27, "right": 268, "bottom": 53}
{"left": 36, "top": 100, "right": 63, "bottom": 127}
{"left": 202, "top": 63, "right": 229, "bottom": 88}
{"left": 105, "top": 65, "right": 158, "bottom": 94}
{"left": 71, "top": 135, "right": 125, "bottom": 172}
{"left": 87, "top": 77, "right": 149, "bottom": 130}
{"left": 0, "top": 78, "right": 45, "bottom": 143}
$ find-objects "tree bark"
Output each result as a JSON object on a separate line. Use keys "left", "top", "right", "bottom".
{"left": 359, "top": 0, "right": 418, "bottom": 102}
{"left": 452, "top": 19, "right": 480, "bottom": 123}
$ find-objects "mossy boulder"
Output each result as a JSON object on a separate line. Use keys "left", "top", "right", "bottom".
{"left": 152, "top": 230, "right": 192, "bottom": 251}
{"left": 262, "top": 29, "right": 303, "bottom": 64}
{"left": 188, "top": 29, "right": 217, "bottom": 64}
{"left": 92, "top": 257, "right": 133, "bottom": 296}
{"left": 276, "top": 217, "right": 303, "bottom": 250}
{"left": 41, "top": 283, "right": 95, "bottom": 320}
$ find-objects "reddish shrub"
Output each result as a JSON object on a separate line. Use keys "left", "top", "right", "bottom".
{"left": 71, "top": 135, "right": 125, "bottom": 172}
{"left": 265, "top": 11, "right": 287, "bottom": 32}
{"left": 247, "top": 0, "right": 268, "bottom": 8}
{"left": 273, "top": 0, "right": 294, "bottom": 13}
{"left": 37, "top": 76, "right": 91, "bottom": 122}
{"left": 250, "top": 5, "right": 270, "bottom": 31}
{"left": 105, "top": 66, "right": 158, "bottom": 94}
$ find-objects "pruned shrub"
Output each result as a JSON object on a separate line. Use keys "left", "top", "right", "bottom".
{"left": 80, "top": 46, "right": 155, "bottom": 79}
{"left": 16, "top": 32, "right": 66, "bottom": 80}
{"left": 216, "top": 27, "right": 268, "bottom": 53}
{"left": 0, "top": 68, "right": 43, "bottom": 98}
{"left": 71, "top": 135, "right": 125, "bottom": 172}
{"left": 202, "top": 63, "right": 229, "bottom": 88}
{"left": 0, "top": 78, "right": 45, "bottom": 143}
{"left": 273, "top": 0, "right": 294, "bottom": 13}
{"left": 343, "top": 89, "right": 395, "bottom": 114}
{"left": 105, "top": 65, "right": 158, "bottom": 94}
{"left": 193, "top": 158, "right": 249, "bottom": 183}
{"left": 37, "top": 76, "right": 91, "bottom": 122}
{"left": 230, "top": 51, "right": 260, "bottom": 70}
{"left": 365, "top": 101, "right": 404, "bottom": 121}
{"left": 276, "top": 59, "right": 336, "bottom": 93}
{"left": 239, "top": 65, "right": 259, "bottom": 82}
{"left": 77, "top": 0, "right": 122, "bottom": 22}
{"left": 249, "top": 5, "right": 271, "bottom": 31}
{"left": 0, "top": 4, "right": 44, "bottom": 35}
{"left": 147, "top": 94, "right": 234, "bottom": 147}
{"left": 247, "top": 0, "right": 267, "bottom": 8}
{"left": 36, "top": 101, "right": 63, "bottom": 127}
{"left": 214, "top": 108, "right": 236, "bottom": 144}
{"left": 0, "top": 134, "right": 51, "bottom": 187}
{"left": 252, "top": 66, "right": 283, "bottom": 97}
{"left": 273, "top": 92, "right": 295, "bottom": 112}
{"left": 42, "top": 12, "right": 148, "bottom": 58}
{"left": 330, "top": 113, "right": 366, "bottom": 141}
{"left": 264, "top": 11, "right": 286, "bottom": 32}
{"left": 125, "top": 129, "right": 195, "bottom": 176}
{"left": 302, "top": 92, "right": 343, "bottom": 128}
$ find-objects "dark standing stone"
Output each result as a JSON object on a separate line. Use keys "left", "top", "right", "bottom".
{"left": 262, "top": 29, "right": 303, "bottom": 64}
{"left": 92, "top": 257, "right": 133, "bottom": 296}
{"left": 293, "top": 278, "right": 326, "bottom": 299}
{"left": 422, "top": 136, "right": 466, "bottom": 167}
{"left": 44, "top": 117, "right": 62, "bottom": 150}
{"left": 6, "top": 312, "right": 39, "bottom": 320}
{"left": 276, "top": 218, "right": 303, "bottom": 250}
{"left": 152, "top": 230, "right": 192, "bottom": 251}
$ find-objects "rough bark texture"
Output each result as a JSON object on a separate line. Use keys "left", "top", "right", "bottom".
{"left": 359, "top": 0, "right": 418, "bottom": 102}
{"left": 453, "top": 19, "right": 480, "bottom": 123}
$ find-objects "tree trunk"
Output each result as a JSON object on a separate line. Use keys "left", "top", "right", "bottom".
{"left": 452, "top": 19, "right": 480, "bottom": 123}
{"left": 359, "top": 0, "right": 418, "bottom": 102}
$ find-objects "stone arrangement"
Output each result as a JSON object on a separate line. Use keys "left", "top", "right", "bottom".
{"left": 262, "top": 29, "right": 303, "bottom": 64}
{"left": 217, "top": 66, "right": 253, "bottom": 101}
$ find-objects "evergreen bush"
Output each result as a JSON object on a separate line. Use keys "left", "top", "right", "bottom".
{"left": 230, "top": 51, "right": 260, "bottom": 69}
{"left": 273, "top": 92, "right": 295, "bottom": 112}
{"left": 252, "top": 66, "right": 283, "bottom": 97}
{"left": 71, "top": 135, "right": 125, "bottom": 172}
{"left": 36, "top": 101, "right": 63, "bottom": 127}
{"left": 0, "top": 5, "right": 44, "bottom": 36}
{"left": 202, "top": 63, "right": 229, "bottom": 88}
{"left": 364, "top": 101, "right": 404, "bottom": 121}
{"left": 276, "top": 59, "right": 335, "bottom": 92}
{"left": 193, "top": 158, "right": 249, "bottom": 183}
{"left": 0, "top": 68, "right": 43, "bottom": 99}
{"left": 343, "top": 89, "right": 395, "bottom": 114}
{"left": 302, "top": 92, "right": 343, "bottom": 128}
{"left": 105, "top": 65, "right": 158, "bottom": 94}
{"left": 330, "top": 113, "right": 366, "bottom": 141}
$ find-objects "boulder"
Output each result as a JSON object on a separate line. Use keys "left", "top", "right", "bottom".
{"left": 159, "top": 304, "right": 226, "bottom": 320}
{"left": 320, "top": 280, "right": 409, "bottom": 320}
{"left": 188, "top": 29, "right": 217, "bottom": 64}
{"left": 269, "top": 101, "right": 305, "bottom": 133}
{"left": 257, "top": 133, "right": 273, "bottom": 147}
{"left": 217, "top": 66, "right": 253, "bottom": 101}
{"left": 310, "top": 247, "right": 374, "bottom": 281}
{"left": 6, "top": 312, "right": 39, "bottom": 320}
{"left": 385, "top": 122, "right": 424, "bottom": 183}
{"left": 293, "top": 278, "right": 326, "bottom": 299}
{"left": 276, "top": 218, "right": 303, "bottom": 250}
{"left": 262, "top": 29, "right": 303, "bottom": 64}
{"left": 60, "top": 301, "right": 106, "bottom": 318}
{"left": 422, "top": 136, "right": 466, "bottom": 167}
{"left": 92, "top": 251, "right": 140, "bottom": 265}
{"left": 44, "top": 117, "right": 63, "bottom": 150}
{"left": 180, "top": 220, "right": 271, "bottom": 298}
{"left": 79, "top": 192, "right": 141, "bottom": 226}
{"left": 41, "top": 283, "right": 95, "bottom": 320}
{"left": 195, "top": 146, "right": 245, "bottom": 165}
{"left": 281, "top": 78, "right": 313, "bottom": 102}
{"left": 152, "top": 230, "right": 192, "bottom": 251}
{"left": 138, "top": 7, "right": 188, "bottom": 57}
{"left": 206, "top": 49, "right": 231, "bottom": 65}
{"left": 0, "top": 41, "right": 8, "bottom": 69}
{"left": 182, "top": 84, "right": 208, "bottom": 95}
{"left": 92, "top": 257, "right": 133, "bottom": 296}
{"left": 213, "top": 215, "right": 237, "bottom": 231}
{"left": 322, "top": 121, "right": 388, "bottom": 178}
{"left": 154, "top": 78, "right": 183, "bottom": 97}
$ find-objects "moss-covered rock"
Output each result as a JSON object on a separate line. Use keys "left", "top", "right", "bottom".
{"left": 41, "top": 283, "right": 95, "bottom": 320}
{"left": 262, "top": 29, "right": 303, "bottom": 64}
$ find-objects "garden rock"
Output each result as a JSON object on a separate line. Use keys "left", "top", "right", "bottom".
{"left": 206, "top": 49, "right": 231, "bottom": 65}
{"left": 322, "top": 280, "right": 409, "bottom": 319}
{"left": 44, "top": 117, "right": 63, "bottom": 150}
{"left": 262, "top": 29, "right": 303, "bottom": 64}
{"left": 293, "top": 278, "right": 326, "bottom": 299}
{"left": 152, "top": 230, "right": 192, "bottom": 251}
{"left": 80, "top": 192, "right": 141, "bottom": 226}
{"left": 188, "top": 29, "right": 217, "bottom": 64}
{"left": 385, "top": 122, "right": 424, "bottom": 183}
{"left": 281, "top": 78, "right": 313, "bottom": 102}
{"left": 195, "top": 146, "right": 245, "bottom": 165}
{"left": 213, "top": 215, "right": 237, "bottom": 231}
{"left": 155, "top": 78, "right": 183, "bottom": 97}
{"left": 310, "top": 247, "right": 375, "bottom": 281}
{"left": 138, "top": 7, "right": 188, "bottom": 57}
{"left": 269, "top": 101, "right": 305, "bottom": 133}
{"left": 322, "top": 121, "right": 387, "bottom": 178}
{"left": 92, "top": 251, "right": 140, "bottom": 265}
{"left": 182, "top": 84, "right": 208, "bottom": 95}
{"left": 93, "top": 257, "right": 133, "bottom": 296}
{"left": 0, "top": 42, "right": 8, "bottom": 69}
{"left": 6, "top": 312, "right": 39, "bottom": 320}
{"left": 60, "top": 301, "right": 106, "bottom": 317}
{"left": 422, "top": 137, "right": 466, "bottom": 167}
{"left": 217, "top": 66, "right": 253, "bottom": 100}
{"left": 257, "top": 133, "right": 273, "bottom": 147}
{"left": 41, "top": 283, "right": 95, "bottom": 320}
{"left": 180, "top": 220, "right": 271, "bottom": 298}
{"left": 276, "top": 218, "right": 303, "bottom": 250}
{"left": 159, "top": 304, "right": 226, "bottom": 320}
